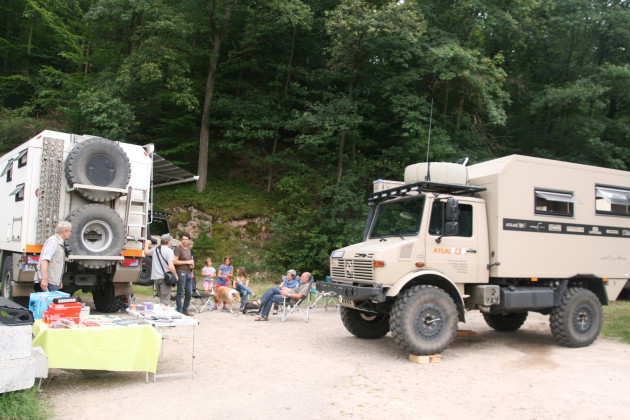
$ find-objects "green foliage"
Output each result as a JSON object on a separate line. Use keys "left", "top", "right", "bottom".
{"left": 602, "top": 301, "right": 630, "bottom": 344}
{"left": 0, "top": 387, "right": 52, "bottom": 420}
{"left": 0, "top": 107, "right": 46, "bottom": 154}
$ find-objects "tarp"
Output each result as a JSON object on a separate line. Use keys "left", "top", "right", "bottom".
{"left": 152, "top": 153, "right": 199, "bottom": 187}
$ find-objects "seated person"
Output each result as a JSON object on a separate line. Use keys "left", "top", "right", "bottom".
{"left": 255, "top": 272, "right": 311, "bottom": 321}
{"left": 272, "top": 269, "right": 299, "bottom": 315}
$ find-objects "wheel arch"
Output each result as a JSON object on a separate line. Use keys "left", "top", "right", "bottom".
{"left": 566, "top": 276, "right": 608, "bottom": 306}
{"left": 387, "top": 270, "right": 466, "bottom": 322}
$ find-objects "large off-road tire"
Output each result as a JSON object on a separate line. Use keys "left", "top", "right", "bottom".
{"left": 1, "top": 256, "right": 14, "bottom": 299}
{"left": 550, "top": 287, "right": 602, "bottom": 347}
{"left": 390, "top": 285, "right": 458, "bottom": 355}
{"left": 65, "top": 137, "right": 131, "bottom": 202}
{"left": 340, "top": 306, "right": 390, "bottom": 339}
{"left": 93, "top": 282, "right": 123, "bottom": 313}
{"left": 66, "top": 204, "right": 126, "bottom": 269}
{"left": 136, "top": 256, "right": 153, "bottom": 286}
{"left": 1, "top": 256, "right": 29, "bottom": 306}
{"left": 483, "top": 312, "right": 528, "bottom": 332}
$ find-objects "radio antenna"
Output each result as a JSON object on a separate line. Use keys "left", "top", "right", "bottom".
{"left": 425, "top": 98, "right": 434, "bottom": 181}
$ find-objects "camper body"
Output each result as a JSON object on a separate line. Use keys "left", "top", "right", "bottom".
{"left": 0, "top": 130, "right": 153, "bottom": 312}
{"left": 319, "top": 155, "right": 630, "bottom": 355}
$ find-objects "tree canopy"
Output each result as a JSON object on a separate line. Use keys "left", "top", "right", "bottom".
{"left": 2, "top": 0, "right": 630, "bottom": 275}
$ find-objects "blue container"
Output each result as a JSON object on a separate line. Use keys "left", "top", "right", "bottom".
{"left": 28, "top": 291, "right": 70, "bottom": 319}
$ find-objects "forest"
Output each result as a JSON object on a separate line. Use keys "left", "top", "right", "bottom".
{"left": 2, "top": 0, "right": 630, "bottom": 276}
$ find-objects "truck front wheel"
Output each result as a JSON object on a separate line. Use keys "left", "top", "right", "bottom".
{"left": 550, "top": 287, "right": 602, "bottom": 347}
{"left": 483, "top": 312, "right": 528, "bottom": 332}
{"left": 390, "top": 285, "right": 458, "bottom": 355}
{"left": 340, "top": 306, "right": 390, "bottom": 339}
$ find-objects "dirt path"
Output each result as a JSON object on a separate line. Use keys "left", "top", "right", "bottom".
{"left": 40, "top": 305, "right": 630, "bottom": 420}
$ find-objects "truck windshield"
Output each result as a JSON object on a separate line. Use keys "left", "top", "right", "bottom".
{"left": 369, "top": 196, "right": 425, "bottom": 239}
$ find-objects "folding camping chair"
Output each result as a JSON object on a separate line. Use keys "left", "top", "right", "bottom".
{"left": 308, "top": 282, "right": 338, "bottom": 311}
{"left": 190, "top": 282, "right": 214, "bottom": 313}
{"left": 277, "top": 278, "right": 313, "bottom": 322}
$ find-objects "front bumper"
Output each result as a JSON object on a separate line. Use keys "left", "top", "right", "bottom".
{"left": 317, "top": 281, "right": 386, "bottom": 302}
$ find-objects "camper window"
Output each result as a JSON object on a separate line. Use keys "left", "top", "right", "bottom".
{"left": 534, "top": 190, "right": 574, "bottom": 217}
{"left": 17, "top": 149, "right": 27, "bottom": 168}
{"left": 1, "top": 159, "right": 13, "bottom": 181}
{"left": 10, "top": 183, "right": 25, "bottom": 202}
{"left": 595, "top": 186, "right": 630, "bottom": 216}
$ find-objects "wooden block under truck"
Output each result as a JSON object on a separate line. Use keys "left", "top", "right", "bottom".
{"left": 318, "top": 155, "right": 630, "bottom": 355}
{"left": 0, "top": 130, "right": 197, "bottom": 312}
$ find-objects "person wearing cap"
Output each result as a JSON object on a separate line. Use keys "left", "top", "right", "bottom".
{"left": 144, "top": 234, "right": 177, "bottom": 306}
{"left": 255, "top": 272, "right": 312, "bottom": 321}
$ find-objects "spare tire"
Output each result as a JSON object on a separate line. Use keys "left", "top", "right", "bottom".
{"left": 65, "top": 137, "right": 131, "bottom": 202}
{"left": 66, "top": 204, "right": 126, "bottom": 269}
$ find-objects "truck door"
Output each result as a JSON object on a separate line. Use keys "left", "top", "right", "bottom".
{"left": 425, "top": 198, "right": 483, "bottom": 284}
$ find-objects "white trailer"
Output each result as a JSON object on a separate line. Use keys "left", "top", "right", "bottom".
{"left": 0, "top": 130, "right": 197, "bottom": 312}
{"left": 320, "top": 155, "right": 630, "bottom": 355}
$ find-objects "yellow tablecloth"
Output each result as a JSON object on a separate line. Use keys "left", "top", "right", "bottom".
{"left": 32, "top": 320, "right": 161, "bottom": 373}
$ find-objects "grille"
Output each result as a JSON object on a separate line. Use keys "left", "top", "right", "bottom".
{"left": 331, "top": 259, "right": 374, "bottom": 282}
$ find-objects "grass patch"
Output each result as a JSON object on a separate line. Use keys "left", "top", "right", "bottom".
{"left": 602, "top": 300, "right": 630, "bottom": 344}
{"left": 0, "top": 387, "right": 51, "bottom": 420}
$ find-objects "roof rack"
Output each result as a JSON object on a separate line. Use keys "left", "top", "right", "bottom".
{"left": 368, "top": 181, "right": 486, "bottom": 204}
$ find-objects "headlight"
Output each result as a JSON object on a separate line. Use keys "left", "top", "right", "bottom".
{"left": 331, "top": 250, "right": 344, "bottom": 258}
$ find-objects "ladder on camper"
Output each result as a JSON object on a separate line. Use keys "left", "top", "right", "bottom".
{"left": 119, "top": 187, "right": 149, "bottom": 241}
{"left": 37, "top": 137, "right": 65, "bottom": 244}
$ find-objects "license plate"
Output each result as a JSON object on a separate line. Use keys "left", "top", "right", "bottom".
{"left": 21, "top": 264, "right": 36, "bottom": 272}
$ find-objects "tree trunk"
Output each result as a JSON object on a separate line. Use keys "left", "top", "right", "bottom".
{"left": 196, "top": 0, "right": 237, "bottom": 192}
{"left": 196, "top": 38, "right": 222, "bottom": 192}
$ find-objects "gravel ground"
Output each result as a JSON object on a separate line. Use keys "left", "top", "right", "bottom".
{"left": 39, "top": 303, "right": 630, "bottom": 420}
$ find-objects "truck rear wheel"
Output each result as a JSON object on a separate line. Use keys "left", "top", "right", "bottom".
{"left": 1, "top": 256, "right": 14, "bottom": 299}
{"left": 340, "top": 306, "right": 390, "bottom": 339}
{"left": 93, "top": 282, "right": 123, "bottom": 313}
{"left": 390, "top": 285, "right": 458, "bottom": 355}
{"left": 65, "top": 137, "right": 131, "bottom": 202}
{"left": 482, "top": 312, "right": 528, "bottom": 332}
{"left": 66, "top": 204, "right": 126, "bottom": 269}
{"left": 550, "top": 287, "right": 602, "bottom": 347}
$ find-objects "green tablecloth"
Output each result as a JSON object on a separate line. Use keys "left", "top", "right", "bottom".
{"left": 32, "top": 320, "right": 161, "bottom": 373}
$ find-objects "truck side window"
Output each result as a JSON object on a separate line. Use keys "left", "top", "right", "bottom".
{"left": 429, "top": 201, "right": 473, "bottom": 237}
{"left": 534, "top": 190, "right": 574, "bottom": 217}
{"left": 595, "top": 185, "right": 630, "bottom": 216}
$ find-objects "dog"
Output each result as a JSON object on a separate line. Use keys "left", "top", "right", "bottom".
{"left": 215, "top": 287, "right": 241, "bottom": 313}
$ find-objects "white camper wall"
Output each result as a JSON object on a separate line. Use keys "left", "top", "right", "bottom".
{"left": 468, "top": 155, "right": 630, "bottom": 281}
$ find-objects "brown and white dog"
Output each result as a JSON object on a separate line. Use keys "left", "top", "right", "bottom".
{"left": 215, "top": 287, "right": 241, "bottom": 313}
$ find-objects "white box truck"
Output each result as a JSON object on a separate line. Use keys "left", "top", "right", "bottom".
{"left": 0, "top": 130, "right": 196, "bottom": 312}
{"left": 319, "top": 155, "right": 630, "bottom": 355}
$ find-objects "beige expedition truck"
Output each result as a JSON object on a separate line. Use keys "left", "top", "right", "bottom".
{"left": 0, "top": 130, "right": 196, "bottom": 312}
{"left": 318, "top": 155, "right": 630, "bottom": 355}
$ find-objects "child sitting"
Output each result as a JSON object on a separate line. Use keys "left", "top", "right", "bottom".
{"left": 233, "top": 266, "right": 256, "bottom": 309}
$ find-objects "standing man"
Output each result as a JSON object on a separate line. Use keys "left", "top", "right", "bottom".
{"left": 174, "top": 234, "right": 195, "bottom": 316}
{"left": 144, "top": 234, "right": 177, "bottom": 307}
{"left": 37, "top": 221, "right": 72, "bottom": 292}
